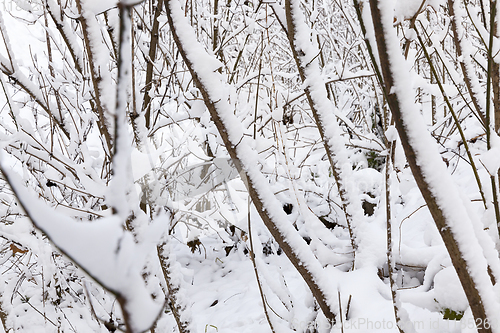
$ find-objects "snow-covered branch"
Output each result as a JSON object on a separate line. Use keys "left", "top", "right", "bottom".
{"left": 368, "top": 0, "right": 500, "bottom": 331}
{"left": 165, "top": 0, "right": 339, "bottom": 323}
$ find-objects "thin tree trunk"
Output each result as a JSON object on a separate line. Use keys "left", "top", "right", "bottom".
{"left": 368, "top": 1, "right": 496, "bottom": 331}
{"left": 157, "top": 244, "right": 191, "bottom": 333}
{"left": 285, "top": 0, "right": 359, "bottom": 255}
{"left": 142, "top": 0, "right": 165, "bottom": 129}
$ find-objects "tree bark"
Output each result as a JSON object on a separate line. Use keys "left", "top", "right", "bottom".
{"left": 368, "top": 1, "right": 493, "bottom": 331}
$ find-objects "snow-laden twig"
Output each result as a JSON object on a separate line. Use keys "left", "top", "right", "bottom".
{"left": 0, "top": 39, "right": 70, "bottom": 138}
{"left": 165, "top": 0, "right": 339, "bottom": 323}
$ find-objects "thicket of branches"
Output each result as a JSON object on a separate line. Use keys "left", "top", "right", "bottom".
{"left": 0, "top": 0, "right": 500, "bottom": 331}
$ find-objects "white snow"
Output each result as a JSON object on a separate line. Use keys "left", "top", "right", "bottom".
{"left": 376, "top": 0, "right": 500, "bottom": 330}
{"left": 0, "top": 0, "right": 499, "bottom": 331}
{"left": 0, "top": 159, "right": 165, "bottom": 332}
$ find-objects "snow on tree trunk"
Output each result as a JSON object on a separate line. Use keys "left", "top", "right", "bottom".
{"left": 368, "top": 0, "right": 500, "bottom": 331}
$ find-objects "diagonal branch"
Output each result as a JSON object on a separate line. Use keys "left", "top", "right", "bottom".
{"left": 368, "top": 1, "right": 500, "bottom": 332}
{"left": 284, "top": 0, "right": 362, "bottom": 260}
{"left": 165, "top": 0, "right": 337, "bottom": 324}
